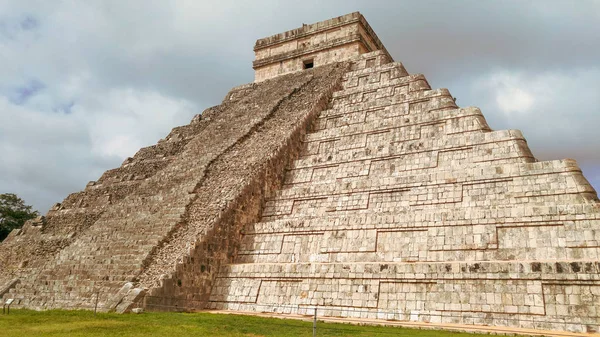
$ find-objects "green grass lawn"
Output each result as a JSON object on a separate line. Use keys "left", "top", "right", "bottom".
{"left": 0, "top": 309, "right": 499, "bottom": 337}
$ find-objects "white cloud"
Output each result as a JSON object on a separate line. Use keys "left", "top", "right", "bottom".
{"left": 467, "top": 68, "right": 600, "bottom": 164}
{"left": 0, "top": 2, "right": 208, "bottom": 211}
{"left": 82, "top": 88, "right": 197, "bottom": 159}
{"left": 483, "top": 72, "right": 535, "bottom": 115}
{"left": 0, "top": 86, "right": 197, "bottom": 212}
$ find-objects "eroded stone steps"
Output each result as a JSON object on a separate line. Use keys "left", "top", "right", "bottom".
{"left": 248, "top": 205, "right": 600, "bottom": 233}
{"left": 95, "top": 159, "right": 173, "bottom": 185}
{"left": 335, "top": 73, "right": 429, "bottom": 99}
{"left": 265, "top": 161, "right": 593, "bottom": 210}
{"left": 342, "top": 62, "right": 411, "bottom": 89}
{"left": 304, "top": 124, "right": 490, "bottom": 163}
{"left": 6, "top": 273, "right": 133, "bottom": 306}
{"left": 54, "top": 122, "right": 206, "bottom": 210}
{"left": 262, "top": 189, "right": 595, "bottom": 224}
{"left": 304, "top": 109, "right": 489, "bottom": 155}
{"left": 238, "top": 216, "right": 600, "bottom": 257}
{"left": 234, "top": 247, "right": 600, "bottom": 264}
{"left": 234, "top": 227, "right": 600, "bottom": 264}
{"left": 39, "top": 253, "right": 153, "bottom": 277}
{"left": 241, "top": 225, "right": 600, "bottom": 260}
{"left": 290, "top": 132, "right": 532, "bottom": 186}
{"left": 5, "top": 286, "right": 122, "bottom": 310}
{"left": 301, "top": 111, "right": 488, "bottom": 159}
{"left": 243, "top": 214, "right": 600, "bottom": 256}
{"left": 214, "top": 260, "right": 600, "bottom": 281}
{"left": 330, "top": 92, "right": 457, "bottom": 121}
{"left": 208, "top": 260, "right": 600, "bottom": 332}
{"left": 312, "top": 107, "right": 489, "bottom": 141}
{"left": 331, "top": 83, "right": 433, "bottom": 112}
{"left": 130, "top": 128, "right": 202, "bottom": 161}
{"left": 285, "top": 156, "right": 530, "bottom": 188}
{"left": 268, "top": 171, "right": 593, "bottom": 208}
{"left": 319, "top": 85, "right": 445, "bottom": 120}
{"left": 262, "top": 199, "right": 599, "bottom": 225}
{"left": 297, "top": 128, "right": 529, "bottom": 168}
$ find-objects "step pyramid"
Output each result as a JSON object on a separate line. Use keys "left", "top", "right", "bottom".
{"left": 1, "top": 12, "right": 599, "bottom": 334}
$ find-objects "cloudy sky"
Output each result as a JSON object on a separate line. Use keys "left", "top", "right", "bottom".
{"left": 0, "top": 1, "right": 599, "bottom": 213}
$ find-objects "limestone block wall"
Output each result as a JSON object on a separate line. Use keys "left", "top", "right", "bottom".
{"left": 254, "top": 12, "right": 392, "bottom": 82}
{"left": 209, "top": 51, "right": 600, "bottom": 333}
{"left": 255, "top": 43, "right": 363, "bottom": 84}
{"left": 0, "top": 62, "right": 349, "bottom": 312}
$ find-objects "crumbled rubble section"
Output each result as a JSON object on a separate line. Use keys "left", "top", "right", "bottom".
{"left": 135, "top": 62, "right": 349, "bottom": 311}
{"left": 0, "top": 62, "right": 349, "bottom": 312}
{"left": 208, "top": 51, "right": 600, "bottom": 334}
{"left": 0, "top": 118, "right": 205, "bottom": 289}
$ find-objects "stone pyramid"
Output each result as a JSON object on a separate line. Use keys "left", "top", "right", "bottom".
{"left": 1, "top": 12, "right": 599, "bottom": 333}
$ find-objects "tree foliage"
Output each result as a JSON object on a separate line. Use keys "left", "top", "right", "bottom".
{"left": 0, "top": 193, "right": 39, "bottom": 241}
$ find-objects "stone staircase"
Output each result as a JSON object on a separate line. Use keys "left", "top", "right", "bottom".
{"left": 1, "top": 118, "right": 208, "bottom": 310}
{"left": 207, "top": 53, "right": 600, "bottom": 333}
{"left": 0, "top": 61, "right": 350, "bottom": 313}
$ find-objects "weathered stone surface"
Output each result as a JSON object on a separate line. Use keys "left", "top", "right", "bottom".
{"left": 209, "top": 13, "right": 599, "bottom": 334}
{"left": 1, "top": 11, "right": 599, "bottom": 334}
{"left": 0, "top": 58, "right": 348, "bottom": 312}
{"left": 253, "top": 12, "right": 391, "bottom": 82}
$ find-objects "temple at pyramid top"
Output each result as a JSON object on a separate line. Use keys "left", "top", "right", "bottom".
{"left": 253, "top": 12, "right": 393, "bottom": 82}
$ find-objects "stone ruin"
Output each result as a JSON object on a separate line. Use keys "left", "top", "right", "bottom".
{"left": 1, "top": 12, "right": 600, "bottom": 334}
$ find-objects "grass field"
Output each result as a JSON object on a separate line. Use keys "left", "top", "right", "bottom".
{"left": 0, "top": 309, "right": 506, "bottom": 337}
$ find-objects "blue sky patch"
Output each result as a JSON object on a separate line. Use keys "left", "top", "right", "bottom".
{"left": 20, "top": 16, "right": 39, "bottom": 31}
{"left": 0, "top": 14, "right": 39, "bottom": 40}
{"left": 10, "top": 79, "right": 45, "bottom": 105}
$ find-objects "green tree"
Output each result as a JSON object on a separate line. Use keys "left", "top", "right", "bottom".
{"left": 0, "top": 193, "right": 39, "bottom": 241}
